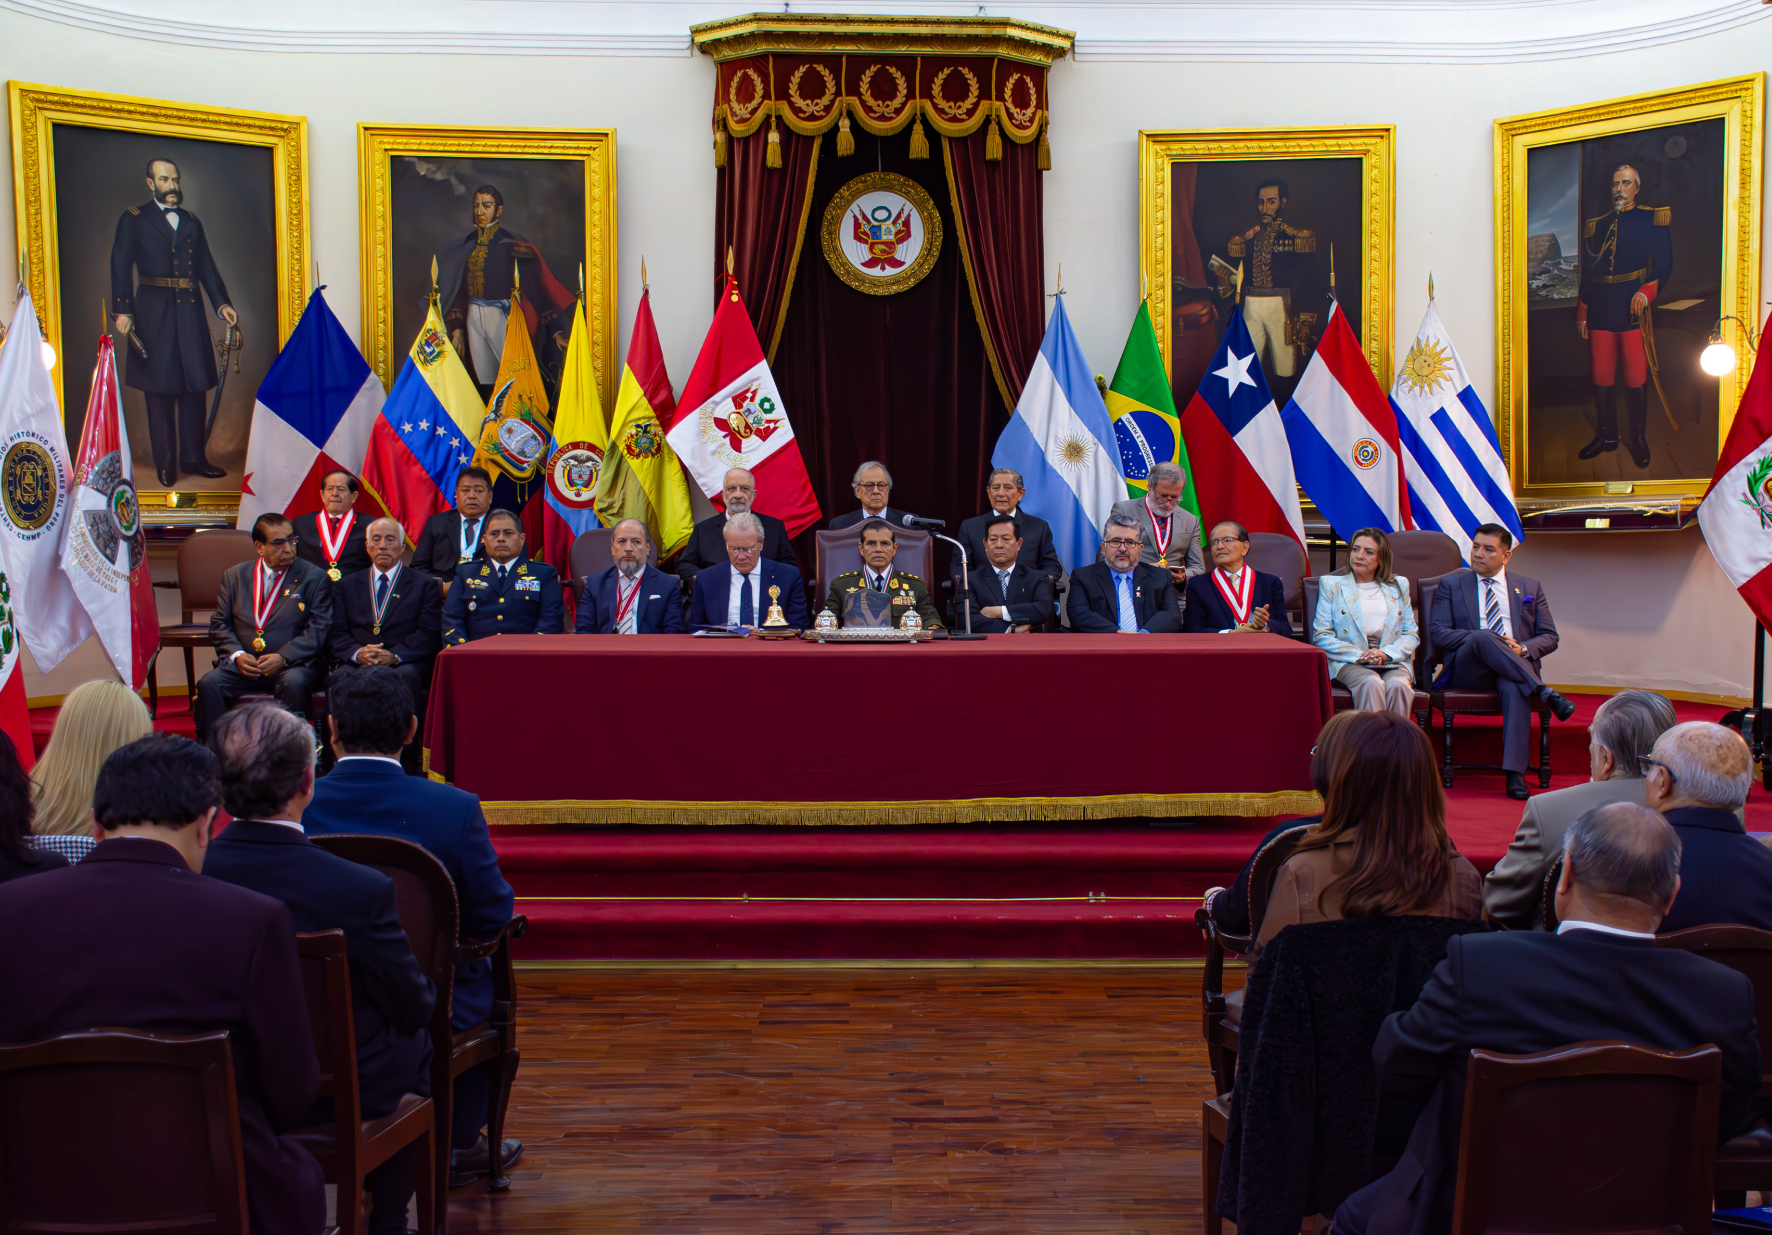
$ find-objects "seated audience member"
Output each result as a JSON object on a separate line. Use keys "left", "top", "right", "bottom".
{"left": 829, "top": 461, "right": 916, "bottom": 530}
{"left": 690, "top": 512, "right": 810, "bottom": 630}
{"left": 965, "top": 515, "right": 1055, "bottom": 634}
{"left": 1484, "top": 689, "right": 1677, "bottom": 929}
{"left": 675, "top": 467, "right": 796, "bottom": 588}
{"left": 292, "top": 469, "right": 372, "bottom": 585}
{"left": 1312, "top": 527, "right": 1418, "bottom": 715}
{"left": 304, "top": 667, "right": 522, "bottom": 1188}
{"left": 204, "top": 701, "right": 434, "bottom": 1233}
{"left": 0, "top": 733, "right": 327, "bottom": 1235}
{"left": 1065, "top": 513, "right": 1181, "bottom": 634}
{"left": 956, "top": 468, "right": 1062, "bottom": 583}
{"left": 412, "top": 466, "right": 494, "bottom": 592}
{"left": 328, "top": 516, "right": 444, "bottom": 701}
{"left": 441, "top": 508, "right": 565, "bottom": 644}
{"left": 822, "top": 520, "right": 943, "bottom": 629}
{"left": 1109, "top": 461, "right": 1205, "bottom": 592}
{"left": 1, "top": 733, "right": 66, "bottom": 885}
{"left": 196, "top": 512, "right": 333, "bottom": 739}
{"left": 1259, "top": 711, "right": 1481, "bottom": 947}
{"left": 1429, "top": 522, "right": 1575, "bottom": 800}
{"left": 1183, "top": 520, "right": 1294, "bottom": 637}
{"left": 578, "top": 519, "right": 686, "bottom": 634}
{"left": 1646, "top": 719, "right": 1772, "bottom": 933}
{"left": 1332, "top": 802, "right": 1761, "bottom": 1235}
{"left": 28, "top": 678, "right": 152, "bottom": 864}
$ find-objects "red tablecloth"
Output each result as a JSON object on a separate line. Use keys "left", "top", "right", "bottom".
{"left": 424, "top": 633, "right": 1332, "bottom": 825}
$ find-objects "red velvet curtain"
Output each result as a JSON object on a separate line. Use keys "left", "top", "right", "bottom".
{"left": 715, "top": 127, "right": 821, "bottom": 352}
{"left": 944, "top": 130, "right": 1045, "bottom": 408}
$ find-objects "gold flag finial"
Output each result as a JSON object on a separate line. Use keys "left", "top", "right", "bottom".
{"left": 578, "top": 261, "right": 585, "bottom": 298}
{"left": 429, "top": 255, "right": 439, "bottom": 305}
{"left": 1141, "top": 269, "right": 1148, "bottom": 302}
{"left": 1235, "top": 261, "right": 1245, "bottom": 303}
{"left": 641, "top": 256, "right": 648, "bottom": 290}
{"left": 1428, "top": 271, "right": 1435, "bottom": 302}
{"left": 1057, "top": 264, "right": 1063, "bottom": 294}
{"left": 1329, "top": 243, "right": 1337, "bottom": 296}
{"left": 512, "top": 258, "right": 521, "bottom": 299}
{"left": 726, "top": 245, "right": 735, "bottom": 277}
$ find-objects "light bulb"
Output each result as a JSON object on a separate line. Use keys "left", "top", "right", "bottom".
{"left": 38, "top": 340, "right": 55, "bottom": 370}
{"left": 1700, "top": 337, "right": 1737, "bottom": 377}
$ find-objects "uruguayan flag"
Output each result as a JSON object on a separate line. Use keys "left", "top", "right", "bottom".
{"left": 1391, "top": 300, "right": 1524, "bottom": 563}
{"left": 993, "top": 296, "right": 1125, "bottom": 572}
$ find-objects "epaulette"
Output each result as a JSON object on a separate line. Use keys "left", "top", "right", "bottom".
{"left": 1227, "top": 236, "right": 1246, "bottom": 258}
{"left": 126, "top": 205, "right": 140, "bottom": 215}
{"left": 1289, "top": 233, "right": 1316, "bottom": 253}
{"left": 1651, "top": 205, "right": 1670, "bottom": 226}
{"left": 897, "top": 571, "right": 924, "bottom": 582}
{"left": 1584, "top": 216, "right": 1601, "bottom": 237}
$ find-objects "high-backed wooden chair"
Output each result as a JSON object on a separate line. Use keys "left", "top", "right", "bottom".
{"left": 1451, "top": 1040, "right": 1719, "bottom": 1234}
{"left": 150, "top": 528, "right": 255, "bottom": 717}
{"left": 1244, "top": 532, "right": 1307, "bottom": 634}
{"left": 291, "top": 930, "right": 435, "bottom": 1235}
{"left": 1540, "top": 853, "right": 1564, "bottom": 931}
{"left": 1421, "top": 573, "right": 1553, "bottom": 789}
{"left": 0, "top": 1028, "right": 250, "bottom": 1234}
{"left": 569, "top": 527, "right": 658, "bottom": 591}
{"left": 1302, "top": 575, "right": 1431, "bottom": 722}
{"left": 813, "top": 527, "right": 933, "bottom": 607}
{"left": 1386, "top": 529, "right": 1463, "bottom": 598}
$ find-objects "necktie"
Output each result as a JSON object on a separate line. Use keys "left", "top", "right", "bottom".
{"left": 739, "top": 575, "right": 754, "bottom": 625}
{"left": 375, "top": 573, "right": 389, "bottom": 610}
{"left": 872, "top": 573, "right": 884, "bottom": 592}
{"left": 1484, "top": 578, "right": 1505, "bottom": 635}
{"left": 618, "top": 576, "right": 638, "bottom": 634}
{"left": 998, "top": 569, "right": 1011, "bottom": 595}
{"left": 497, "top": 565, "right": 507, "bottom": 583}
{"left": 1116, "top": 572, "right": 1138, "bottom": 633}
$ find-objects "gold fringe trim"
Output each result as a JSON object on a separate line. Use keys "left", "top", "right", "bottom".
{"left": 766, "top": 133, "right": 821, "bottom": 363}
{"left": 908, "top": 115, "right": 930, "bottom": 159}
{"left": 836, "top": 113, "right": 854, "bottom": 157}
{"left": 765, "top": 117, "right": 783, "bottom": 168}
{"left": 942, "top": 134, "right": 1017, "bottom": 411}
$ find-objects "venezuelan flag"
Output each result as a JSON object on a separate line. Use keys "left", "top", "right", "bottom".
{"left": 1106, "top": 299, "right": 1200, "bottom": 520}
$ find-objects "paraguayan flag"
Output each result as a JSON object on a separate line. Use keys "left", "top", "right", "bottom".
{"left": 1391, "top": 299, "right": 1524, "bottom": 563}
{"left": 993, "top": 296, "right": 1126, "bottom": 573}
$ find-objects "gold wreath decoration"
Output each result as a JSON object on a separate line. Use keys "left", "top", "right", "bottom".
{"left": 1002, "top": 71, "right": 1038, "bottom": 129}
{"left": 820, "top": 171, "right": 944, "bottom": 297}
{"left": 930, "top": 65, "right": 981, "bottom": 120}
{"left": 857, "top": 64, "right": 909, "bottom": 120}
{"left": 727, "top": 67, "right": 766, "bottom": 123}
{"left": 786, "top": 62, "right": 837, "bottom": 119}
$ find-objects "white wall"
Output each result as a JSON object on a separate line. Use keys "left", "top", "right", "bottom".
{"left": 3, "top": 4, "right": 1767, "bottom": 699}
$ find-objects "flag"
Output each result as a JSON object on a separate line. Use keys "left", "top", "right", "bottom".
{"left": 1698, "top": 334, "right": 1772, "bottom": 629}
{"left": 1392, "top": 298, "right": 1523, "bottom": 563}
{"left": 668, "top": 276, "right": 821, "bottom": 536}
{"left": 541, "top": 300, "right": 606, "bottom": 572}
{"left": 472, "top": 282, "right": 556, "bottom": 549}
{"left": 1282, "top": 302, "right": 1411, "bottom": 539}
{"left": 361, "top": 294, "right": 485, "bottom": 542}
{"left": 1107, "top": 299, "right": 1200, "bottom": 517}
{"left": 1179, "top": 308, "right": 1306, "bottom": 552}
{"left": 237, "top": 289, "right": 386, "bottom": 529}
{"left": 596, "top": 289, "right": 696, "bottom": 555}
{"left": 0, "top": 288, "right": 93, "bottom": 674}
{"left": 992, "top": 295, "right": 1124, "bottom": 573}
{"left": 62, "top": 334, "right": 158, "bottom": 689}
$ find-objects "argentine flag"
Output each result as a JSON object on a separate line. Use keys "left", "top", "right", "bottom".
{"left": 993, "top": 297, "right": 1125, "bottom": 573}
{"left": 1391, "top": 299, "right": 1523, "bottom": 563}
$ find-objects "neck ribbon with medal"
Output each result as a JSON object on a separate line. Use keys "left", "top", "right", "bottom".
{"left": 370, "top": 564, "right": 398, "bottom": 636}
{"left": 1144, "top": 497, "right": 1173, "bottom": 563}
{"left": 1213, "top": 565, "right": 1254, "bottom": 625}
{"left": 252, "top": 563, "right": 289, "bottom": 652}
{"left": 317, "top": 510, "right": 355, "bottom": 582}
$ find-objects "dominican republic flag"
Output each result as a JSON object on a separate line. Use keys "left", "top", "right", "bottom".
{"left": 238, "top": 290, "right": 386, "bottom": 529}
{"left": 1392, "top": 298, "right": 1523, "bottom": 563}
{"left": 993, "top": 295, "right": 1125, "bottom": 573}
{"left": 1179, "top": 308, "right": 1306, "bottom": 554}
{"left": 1282, "top": 301, "right": 1411, "bottom": 539}
{"left": 1699, "top": 328, "right": 1772, "bottom": 628}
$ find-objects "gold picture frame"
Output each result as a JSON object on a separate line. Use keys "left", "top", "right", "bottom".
{"left": 820, "top": 171, "right": 944, "bottom": 296}
{"left": 9, "top": 80, "right": 309, "bottom": 521}
{"left": 1495, "top": 75, "right": 1763, "bottom": 503}
{"left": 357, "top": 124, "right": 618, "bottom": 410}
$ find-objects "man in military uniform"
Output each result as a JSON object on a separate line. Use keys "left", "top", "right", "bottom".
{"left": 1577, "top": 163, "right": 1673, "bottom": 469}
{"left": 822, "top": 519, "right": 942, "bottom": 630}
{"left": 110, "top": 158, "right": 236, "bottom": 487}
{"left": 440, "top": 508, "right": 565, "bottom": 644}
{"left": 1217, "top": 179, "right": 1322, "bottom": 399}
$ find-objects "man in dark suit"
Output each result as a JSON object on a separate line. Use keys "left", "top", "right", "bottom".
{"left": 196, "top": 512, "right": 333, "bottom": 738}
{"left": 689, "top": 512, "right": 809, "bottom": 630}
{"left": 441, "top": 509, "right": 565, "bottom": 643}
{"left": 577, "top": 518, "right": 686, "bottom": 634}
{"left": 1332, "top": 802, "right": 1761, "bottom": 1235}
{"left": 1646, "top": 720, "right": 1772, "bottom": 933}
{"left": 675, "top": 467, "right": 797, "bottom": 588}
{"left": 1182, "top": 520, "right": 1293, "bottom": 636}
{"left": 965, "top": 514, "right": 1054, "bottom": 634}
{"left": 204, "top": 701, "right": 434, "bottom": 1235}
{"left": 329, "top": 516, "right": 443, "bottom": 689}
{"left": 1428, "top": 523, "right": 1575, "bottom": 799}
{"left": 411, "top": 466, "right": 495, "bottom": 593}
{"left": 956, "top": 467, "right": 1063, "bottom": 584}
{"left": 1066, "top": 512, "right": 1180, "bottom": 633}
{"left": 828, "top": 460, "right": 917, "bottom": 531}
{"left": 110, "top": 157, "right": 233, "bottom": 487}
{"left": 0, "top": 733, "right": 326, "bottom": 1235}
{"left": 305, "top": 668, "right": 521, "bottom": 1189}
{"left": 292, "top": 469, "right": 373, "bottom": 584}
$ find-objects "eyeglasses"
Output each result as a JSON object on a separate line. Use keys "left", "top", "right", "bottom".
{"left": 1208, "top": 536, "right": 1245, "bottom": 548}
{"left": 856, "top": 481, "right": 890, "bottom": 491}
{"left": 1639, "top": 756, "right": 1678, "bottom": 787}
{"left": 263, "top": 536, "right": 300, "bottom": 549}
{"left": 1104, "top": 538, "right": 1142, "bottom": 550}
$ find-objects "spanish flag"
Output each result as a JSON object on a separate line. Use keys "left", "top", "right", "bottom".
{"left": 594, "top": 289, "right": 694, "bottom": 558}
{"left": 540, "top": 298, "right": 607, "bottom": 572}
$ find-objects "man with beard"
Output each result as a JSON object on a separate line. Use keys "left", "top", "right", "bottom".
{"left": 438, "top": 184, "right": 575, "bottom": 395}
{"left": 1218, "top": 178, "right": 1322, "bottom": 397}
{"left": 110, "top": 157, "right": 236, "bottom": 487}
{"left": 674, "top": 466, "right": 797, "bottom": 589}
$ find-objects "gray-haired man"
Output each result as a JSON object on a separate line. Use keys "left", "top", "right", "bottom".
{"left": 829, "top": 461, "right": 918, "bottom": 531}
{"left": 1108, "top": 461, "right": 1205, "bottom": 595}
{"left": 1648, "top": 720, "right": 1772, "bottom": 933}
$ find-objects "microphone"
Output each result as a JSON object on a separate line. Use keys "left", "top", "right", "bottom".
{"left": 901, "top": 514, "right": 946, "bottom": 530}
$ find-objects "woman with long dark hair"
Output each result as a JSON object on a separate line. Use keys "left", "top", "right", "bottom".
{"left": 0, "top": 731, "right": 68, "bottom": 885}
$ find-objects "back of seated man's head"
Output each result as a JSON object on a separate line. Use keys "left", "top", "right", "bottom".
{"left": 1590, "top": 690, "right": 1677, "bottom": 781}
{"left": 328, "top": 667, "right": 415, "bottom": 759}
{"left": 1562, "top": 801, "right": 1682, "bottom": 925}
{"left": 208, "top": 701, "right": 315, "bottom": 821}
{"left": 1650, "top": 720, "right": 1753, "bottom": 812}
{"left": 93, "top": 734, "right": 222, "bottom": 833}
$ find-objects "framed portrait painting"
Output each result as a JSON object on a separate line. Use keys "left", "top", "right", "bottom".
{"left": 358, "top": 125, "right": 617, "bottom": 411}
{"left": 9, "top": 81, "right": 309, "bottom": 519}
{"left": 1495, "top": 74, "right": 1763, "bottom": 501}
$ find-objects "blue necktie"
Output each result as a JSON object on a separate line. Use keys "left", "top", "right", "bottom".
{"left": 1116, "top": 571, "right": 1138, "bottom": 633}
{"left": 1484, "top": 578, "right": 1505, "bottom": 635}
{"left": 739, "top": 575, "right": 754, "bottom": 626}
{"left": 375, "top": 572, "right": 389, "bottom": 610}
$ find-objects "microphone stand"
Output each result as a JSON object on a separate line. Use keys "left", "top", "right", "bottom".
{"left": 930, "top": 531, "right": 986, "bottom": 640}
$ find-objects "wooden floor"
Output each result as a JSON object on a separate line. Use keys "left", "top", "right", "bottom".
{"left": 444, "top": 964, "right": 1234, "bottom": 1234}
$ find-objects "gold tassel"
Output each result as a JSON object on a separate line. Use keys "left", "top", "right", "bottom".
{"left": 1036, "top": 119, "right": 1051, "bottom": 171}
{"left": 985, "top": 115, "right": 1003, "bottom": 162}
{"left": 836, "top": 113, "right": 854, "bottom": 158}
{"left": 765, "top": 116, "right": 782, "bottom": 169}
{"left": 908, "top": 114, "right": 930, "bottom": 160}
{"left": 714, "top": 118, "right": 728, "bottom": 169}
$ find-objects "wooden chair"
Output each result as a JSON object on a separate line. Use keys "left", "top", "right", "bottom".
{"left": 1245, "top": 531, "right": 1307, "bottom": 635}
{"left": 0, "top": 1028, "right": 249, "bottom": 1234}
{"left": 1301, "top": 575, "right": 1430, "bottom": 723}
{"left": 569, "top": 527, "right": 658, "bottom": 592}
{"left": 1451, "top": 1040, "right": 1720, "bottom": 1234}
{"left": 149, "top": 528, "right": 255, "bottom": 718}
{"left": 1386, "top": 529, "right": 1463, "bottom": 592}
{"left": 1421, "top": 573, "right": 1552, "bottom": 790}
{"left": 813, "top": 527, "right": 933, "bottom": 607}
{"left": 291, "top": 929, "right": 436, "bottom": 1235}
{"left": 1539, "top": 853, "right": 1564, "bottom": 931}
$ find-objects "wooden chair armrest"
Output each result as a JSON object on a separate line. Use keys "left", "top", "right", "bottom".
{"left": 451, "top": 915, "right": 529, "bottom": 967}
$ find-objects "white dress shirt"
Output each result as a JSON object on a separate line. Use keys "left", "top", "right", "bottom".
{"left": 728, "top": 565, "right": 763, "bottom": 625}
{"left": 252, "top": 818, "right": 305, "bottom": 835}
{"left": 335, "top": 755, "right": 404, "bottom": 770}
{"left": 161, "top": 206, "right": 180, "bottom": 230}
{"left": 1556, "top": 919, "right": 1655, "bottom": 941}
{"left": 459, "top": 514, "right": 484, "bottom": 562}
{"left": 1478, "top": 567, "right": 1514, "bottom": 640}
{"left": 863, "top": 565, "right": 894, "bottom": 591}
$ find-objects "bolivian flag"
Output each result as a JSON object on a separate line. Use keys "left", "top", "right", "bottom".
{"left": 540, "top": 299, "right": 607, "bottom": 571}
{"left": 1107, "top": 299, "right": 1201, "bottom": 519}
{"left": 594, "top": 289, "right": 694, "bottom": 558}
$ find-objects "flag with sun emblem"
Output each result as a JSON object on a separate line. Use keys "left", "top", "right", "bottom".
{"left": 1391, "top": 297, "right": 1522, "bottom": 563}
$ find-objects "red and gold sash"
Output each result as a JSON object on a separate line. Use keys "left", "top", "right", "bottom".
{"left": 1143, "top": 497, "right": 1172, "bottom": 561}
{"left": 1212, "top": 567, "right": 1254, "bottom": 625}
{"left": 251, "top": 565, "right": 289, "bottom": 651}
{"left": 316, "top": 510, "right": 355, "bottom": 578}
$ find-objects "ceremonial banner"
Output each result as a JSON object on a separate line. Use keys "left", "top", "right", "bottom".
{"left": 1698, "top": 329, "right": 1772, "bottom": 628}
{"left": 1108, "top": 299, "right": 1199, "bottom": 512}
{"left": 595, "top": 290, "right": 695, "bottom": 556}
{"left": 472, "top": 282, "right": 553, "bottom": 488}
{"left": 541, "top": 300, "right": 606, "bottom": 573}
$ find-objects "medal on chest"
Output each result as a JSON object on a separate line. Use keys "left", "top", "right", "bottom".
{"left": 317, "top": 510, "right": 355, "bottom": 582}
{"left": 1144, "top": 498, "right": 1173, "bottom": 561}
{"left": 252, "top": 566, "right": 289, "bottom": 652}
{"left": 370, "top": 568, "right": 396, "bottom": 637}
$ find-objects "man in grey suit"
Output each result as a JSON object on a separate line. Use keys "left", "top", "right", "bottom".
{"left": 1107, "top": 462, "right": 1204, "bottom": 620}
{"left": 1484, "top": 690, "right": 1677, "bottom": 929}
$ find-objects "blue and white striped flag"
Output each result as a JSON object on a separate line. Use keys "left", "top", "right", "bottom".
{"left": 1391, "top": 300, "right": 1523, "bottom": 563}
{"left": 993, "top": 296, "right": 1125, "bottom": 573}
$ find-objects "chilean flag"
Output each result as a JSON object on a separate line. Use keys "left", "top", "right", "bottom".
{"left": 1698, "top": 325, "right": 1772, "bottom": 629}
{"left": 1179, "top": 309, "right": 1306, "bottom": 554}
{"left": 1281, "top": 302, "right": 1411, "bottom": 539}
{"left": 237, "top": 290, "right": 387, "bottom": 529}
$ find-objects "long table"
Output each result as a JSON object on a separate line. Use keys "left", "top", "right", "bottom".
{"left": 423, "top": 633, "right": 1332, "bottom": 825}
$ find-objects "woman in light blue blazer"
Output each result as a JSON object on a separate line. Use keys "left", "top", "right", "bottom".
{"left": 1312, "top": 526, "right": 1419, "bottom": 716}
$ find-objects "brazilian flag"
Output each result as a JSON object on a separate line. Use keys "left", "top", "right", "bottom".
{"left": 1106, "top": 300, "right": 1201, "bottom": 520}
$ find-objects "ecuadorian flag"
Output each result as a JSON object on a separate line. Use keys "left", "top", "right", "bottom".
{"left": 1107, "top": 300, "right": 1200, "bottom": 521}
{"left": 361, "top": 297, "right": 486, "bottom": 541}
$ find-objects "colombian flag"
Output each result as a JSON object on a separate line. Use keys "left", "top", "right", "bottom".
{"left": 1107, "top": 299, "right": 1200, "bottom": 520}
{"left": 361, "top": 296, "right": 485, "bottom": 542}
{"left": 540, "top": 300, "right": 606, "bottom": 573}
{"left": 594, "top": 290, "right": 694, "bottom": 558}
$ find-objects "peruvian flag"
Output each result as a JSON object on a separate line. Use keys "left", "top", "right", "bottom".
{"left": 62, "top": 335, "right": 159, "bottom": 688}
{"left": 667, "top": 276, "right": 821, "bottom": 535}
{"left": 1699, "top": 332, "right": 1772, "bottom": 627}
